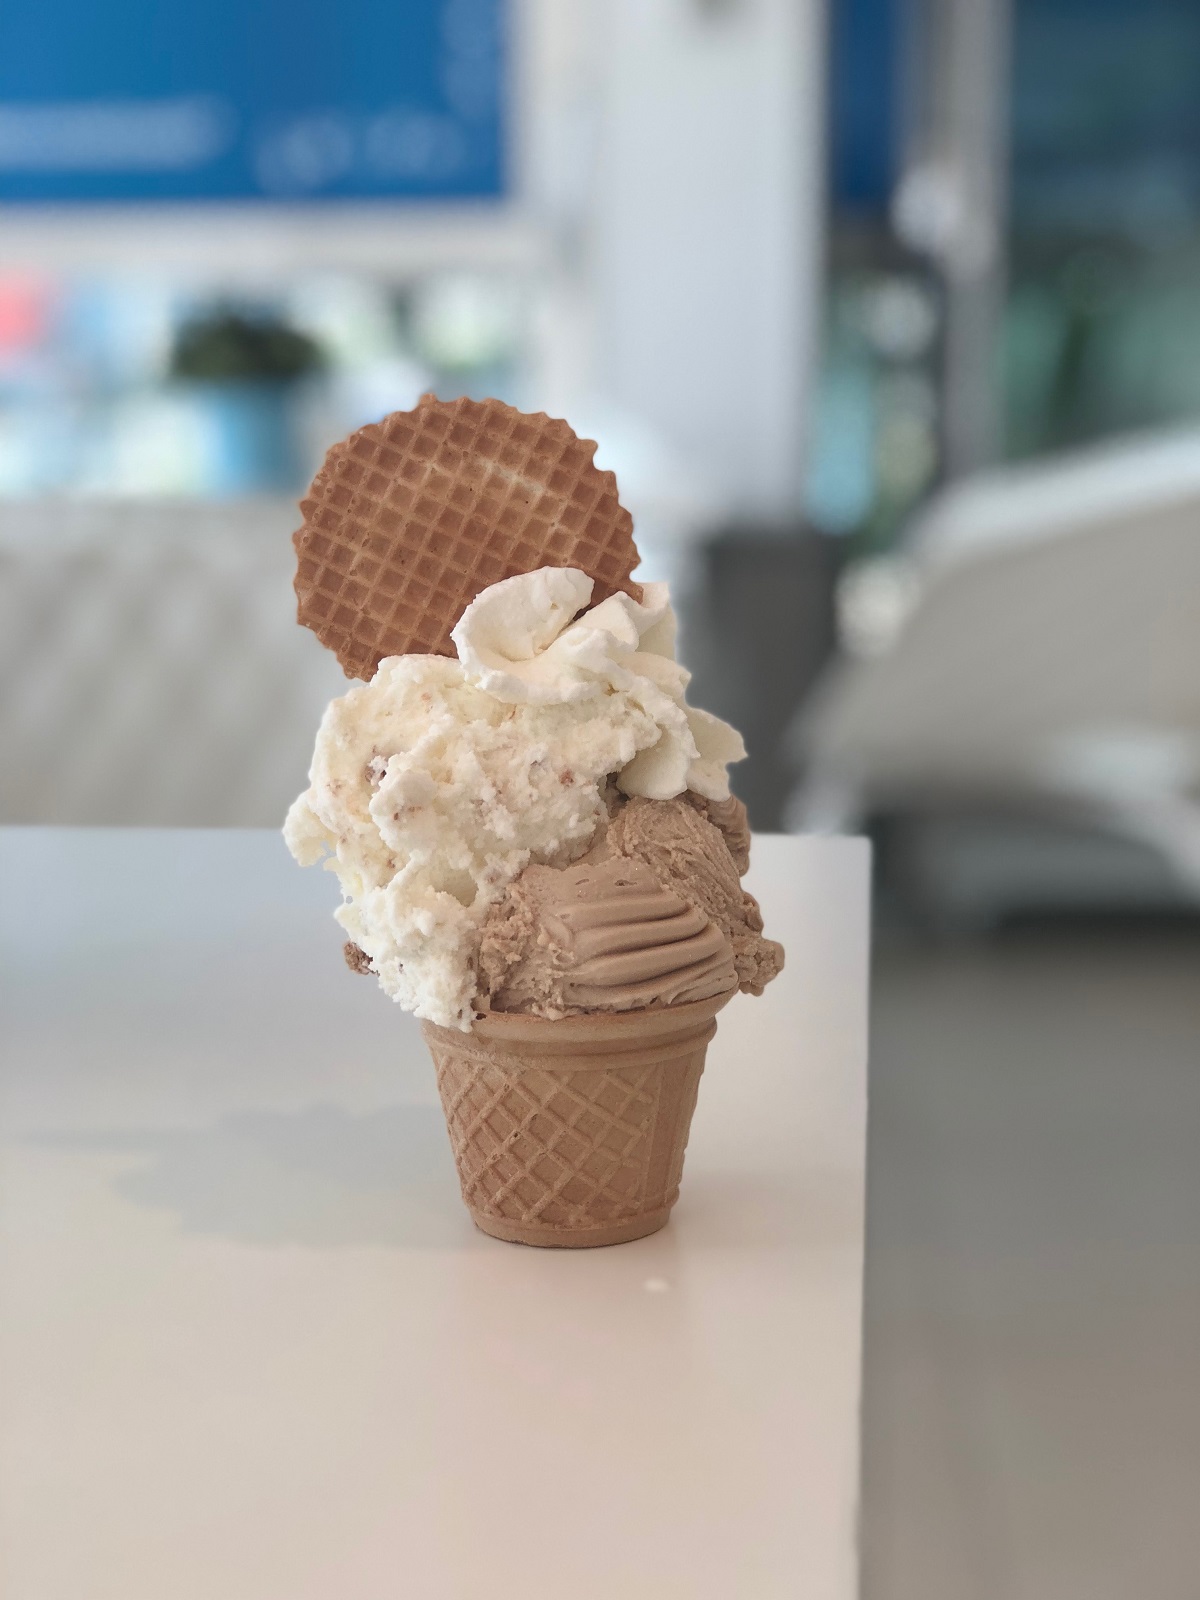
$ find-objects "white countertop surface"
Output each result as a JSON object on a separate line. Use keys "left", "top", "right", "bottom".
{"left": 0, "top": 828, "right": 868, "bottom": 1600}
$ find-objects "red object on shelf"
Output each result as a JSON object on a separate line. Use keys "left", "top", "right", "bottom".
{"left": 0, "top": 276, "right": 50, "bottom": 351}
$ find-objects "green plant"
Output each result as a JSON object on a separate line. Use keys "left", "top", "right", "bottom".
{"left": 170, "top": 307, "right": 324, "bottom": 383}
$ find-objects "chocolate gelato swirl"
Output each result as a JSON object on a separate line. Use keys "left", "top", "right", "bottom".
{"left": 604, "top": 795, "right": 784, "bottom": 996}
{"left": 479, "top": 857, "right": 737, "bottom": 1018}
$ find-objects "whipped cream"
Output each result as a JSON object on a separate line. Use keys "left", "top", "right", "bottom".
{"left": 452, "top": 568, "right": 744, "bottom": 801}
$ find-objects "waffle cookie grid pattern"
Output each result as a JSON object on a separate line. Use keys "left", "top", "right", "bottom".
{"left": 294, "top": 395, "right": 639, "bottom": 679}
{"left": 422, "top": 996, "right": 727, "bottom": 1245}
{"left": 434, "top": 1053, "right": 663, "bottom": 1227}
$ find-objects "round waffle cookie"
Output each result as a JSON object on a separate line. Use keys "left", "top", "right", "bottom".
{"left": 294, "top": 395, "right": 641, "bottom": 679}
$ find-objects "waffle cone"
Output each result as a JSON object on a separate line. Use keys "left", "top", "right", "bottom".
{"left": 422, "top": 991, "right": 734, "bottom": 1248}
{"left": 295, "top": 395, "right": 641, "bottom": 680}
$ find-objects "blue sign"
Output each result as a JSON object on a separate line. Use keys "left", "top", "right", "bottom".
{"left": 0, "top": 0, "right": 506, "bottom": 202}
{"left": 830, "top": 0, "right": 900, "bottom": 214}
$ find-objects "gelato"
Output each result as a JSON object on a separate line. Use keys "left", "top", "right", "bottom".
{"left": 477, "top": 793, "right": 782, "bottom": 1019}
{"left": 477, "top": 855, "right": 738, "bottom": 1016}
{"left": 284, "top": 566, "right": 761, "bottom": 1029}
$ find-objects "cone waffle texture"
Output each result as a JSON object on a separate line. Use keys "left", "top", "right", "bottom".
{"left": 294, "top": 395, "right": 641, "bottom": 679}
{"left": 422, "top": 991, "right": 733, "bottom": 1248}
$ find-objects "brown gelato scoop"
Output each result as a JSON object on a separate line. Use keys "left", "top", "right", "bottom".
{"left": 685, "top": 792, "right": 752, "bottom": 875}
{"left": 478, "top": 856, "right": 737, "bottom": 1018}
{"left": 600, "top": 794, "right": 783, "bottom": 995}
{"left": 477, "top": 792, "right": 783, "bottom": 1018}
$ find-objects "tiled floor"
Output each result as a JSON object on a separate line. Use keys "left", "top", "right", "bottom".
{"left": 862, "top": 924, "right": 1200, "bottom": 1600}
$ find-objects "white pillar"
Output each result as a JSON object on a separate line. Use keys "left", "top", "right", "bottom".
{"left": 525, "top": 0, "right": 825, "bottom": 526}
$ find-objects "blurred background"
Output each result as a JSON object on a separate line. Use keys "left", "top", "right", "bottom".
{"left": 1, "top": 0, "right": 1197, "bottom": 1592}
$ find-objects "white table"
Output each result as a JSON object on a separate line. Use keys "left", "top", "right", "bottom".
{"left": 0, "top": 828, "right": 868, "bottom": 1600}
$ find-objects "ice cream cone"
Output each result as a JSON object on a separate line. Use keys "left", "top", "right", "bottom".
{"left": 422, "top": 989, "right": 734, "bottom": 1248}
